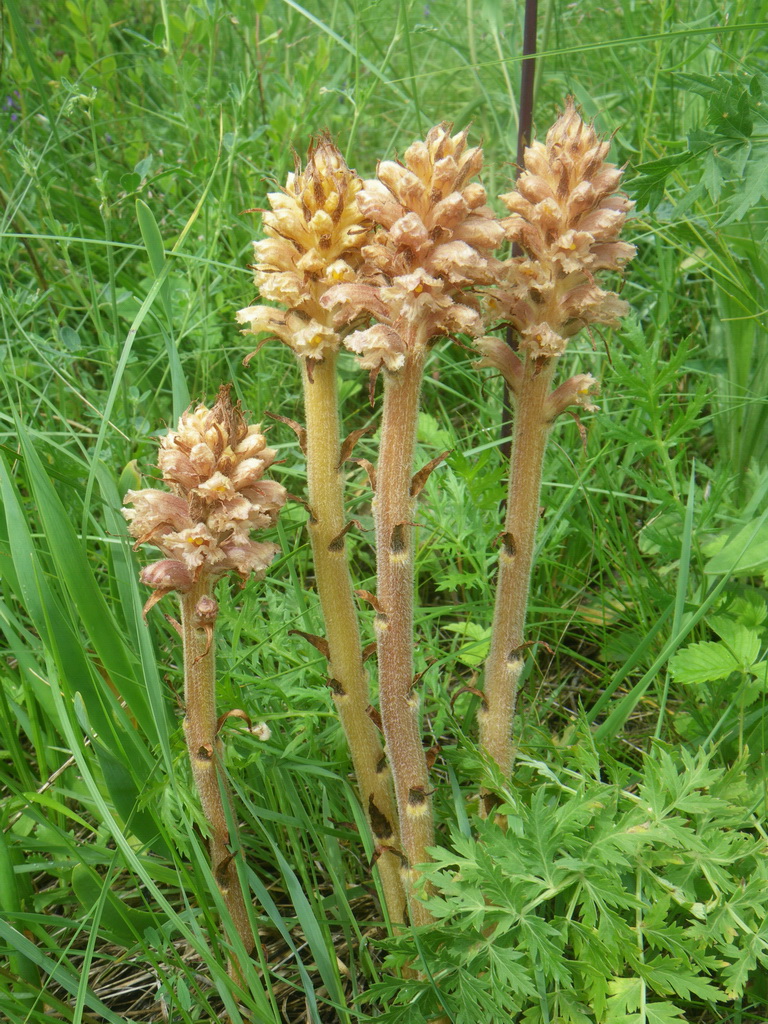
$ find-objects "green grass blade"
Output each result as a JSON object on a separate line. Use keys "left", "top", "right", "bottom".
{"left": 653, "top": 461, "right": 697, "bottom": 738}
{"left": 17, "top": 426, "right": 159, "bottom": 747}
{"left": 136, "top": 198, "right": 189, "bottom": 419}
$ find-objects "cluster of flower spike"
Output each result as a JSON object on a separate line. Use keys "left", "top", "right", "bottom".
{"left": 491, "top": 97, "right": 635, "bottom": 360}
{"left": 123, "top": 385, "right": 286, "bottom": 615}
{"left": 322, "top": 123, "right": 505, "bottom": 370}
{"left": 236, "top": 135, "right": 370, "bottom": 362}
{"left": 239, "top": 105, "right": 634, "bottom": 381}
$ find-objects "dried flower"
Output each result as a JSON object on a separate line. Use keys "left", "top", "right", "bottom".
{"left": 123, "top": 385, "right": 285, "bottom": 615}
{"left": 237, "top": 136, "right": 370, "bottom": 362}
{"left": 487, "top": 97, "right": 635, "bottom": 363}
{"left": 323, "top": 122, "right": 505, "bottom": 370}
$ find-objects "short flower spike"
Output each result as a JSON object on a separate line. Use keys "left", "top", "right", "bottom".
{"left": 123, "top": 385, "right": 286, "bottom": 615}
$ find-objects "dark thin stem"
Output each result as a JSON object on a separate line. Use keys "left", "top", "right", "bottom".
{"left": 501, "top": 0, "right": 539, "bottom": 463}
{"left": 517, "top": 0, "right": 539, "bottom": 178}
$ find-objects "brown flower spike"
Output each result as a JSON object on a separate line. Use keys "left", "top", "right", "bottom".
{"left": 320, "top": 124, "right": 504, "bottom": 925}
{"left": 324, "top": 122, "right": 504, "bottom": 368}
{"left": 122, "top": 385, "right": 285, "bottom": 981}
{"left": 478, "top": 97, "right": 635, "bottom": 387}
{"left": 123, "top": 385, "right": 286, "bottom": 616}
{"left": 236, "top": 135, "right": 371, "bottom": 363}
{"left": 477, "top": 100, "right": 635, "bottom": 798}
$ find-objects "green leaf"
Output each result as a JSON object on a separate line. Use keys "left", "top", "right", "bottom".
{"left": 417, "top": 410, "right": 453, "bottom": 449}
{"left": 721, "top": 142, "right": 768, "bottom": 223}
{"left": 444, "top": 621, "right": 491, "bottom": 666}
{"left": 707, "top": 617, "right": 762, "bottom": 665}
{"left": 630, "top": 152, "right": 691, "bottom": 210}
{"left": 71, "top": 863, "right": 157, "bottom": 948}
{"left": 16, "top": 429, "right": 159, "bottom": 748}
{"left": 704, "top": 519, "right": 768, "bottom": 575}
{"left": 135, "top": 199, "right": 189, "bottom": 418}
{"left": 669, "top": 641, "right": 740, "bottom": 683}
{"left": 644, "top": 1003, "right": 687, "bottom": 1024}
{"left": 607, "top": 976, "right": 642, "bottom": 1015}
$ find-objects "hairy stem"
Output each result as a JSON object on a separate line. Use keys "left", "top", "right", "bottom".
{"left": 480, "top": 357, "right": 558, "bottom": 792}
{"left": 375, "top": 343, "right": 434, "bottom": 926}
{"left": 302, "top": 355, "right": 405, "bottom": 924}
{"left": 180, "top": 580, "right": 253, "bottom": 980}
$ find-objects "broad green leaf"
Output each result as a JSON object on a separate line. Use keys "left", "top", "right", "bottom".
{"left": 708, "top": 617, "right": 762, "bottom": 665}
{"left": 417, "top": 410, "right": 453, "bottom": 449}
{"left": 444, "top": 621, "right": 491, "bottom": 666}
{"left": 669, "top": 641, "right": 740, "bottom": 683}
{"left": 644, "top": 1003, "right": 686, "bottom": 1024}
{"left": 607, "top": 976, "right": 642, "bottom": 1015}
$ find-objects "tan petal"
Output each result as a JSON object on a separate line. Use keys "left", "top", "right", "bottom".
{"left": 194, "top": 471, "right": 236, "bottom": 502}
{"left": 219, "top": 535, "right": 280, "bottom": 579}
{"left": 357, "top": 180, "right": 403, "bottom": 228}
{"left": 163, "top": 524, "right": 220, "bottom": 570}
{"left": 520, "top": 322, "right": 567, "bottom": 359}
{"left": 427, "top": 240, "right": 490, "bottom": 284}
{"left": 157, "top": 447, "right": 199, "bottom": 490}
{"left": 473, "top": 336, "right": 524, "bottom": 392}
{"left": 234, "top": 427, "right": 268, "bottom": 459}
{"left": 546, "top": 373, "right": 600, "bottom": 419}
{"left": 345, "top": 324, "right": 406, "bottom": 371}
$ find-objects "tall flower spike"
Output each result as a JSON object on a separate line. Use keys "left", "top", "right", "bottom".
{"left": 238, "top": 137, "right": 407, "bottom": 924}
{"left": 324, "top": 122, "right": 505, "bottom": 368}
{"left": 236, "top": 135, "right": 371, "bottom": 363}
{"left": 321, "top": 124, "right": 503, "bottom": 926}
{"left": 123, "top": 384, "right": 286, "bottom": 616}
{"left": 476, "top": 100, "right": 635, "bottom": 806}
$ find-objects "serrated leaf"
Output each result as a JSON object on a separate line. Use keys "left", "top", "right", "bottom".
{"left": 723, "top": 588, "right": 767, "bottom": 627}
{"left": 444, "top": 621, "right": 491, "bottom": 666}
{"left": 707, "top": 617, "right": 762, "bottom": 665}
{"left": 607, "top": 976, "right": 642, "bottom": 1014}
{"left": 645, "top": 1003, "right": 687, "bottom": 1024}
{"left": 720, "top": 143, "right": 768, "bottom": 223}
{"left": 669, "top": 641, "right": 739, "bottom": 683}
{"left": 708, "top": 79, "right": 753, "bottom": 139}
{"left": 638, "top": 956, "right": 723, "bottom": 1001}
{"left": 702, "top": 149, "right": 723, "bottom": 202}
{"left": 675, "top": 71, "right": 722, "bottom": 98}
{"left": 630, "top": 152, "right": 691, "bottom": 210}
{"left": 417, "top": 410, "right": 453, "bottom": 449}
